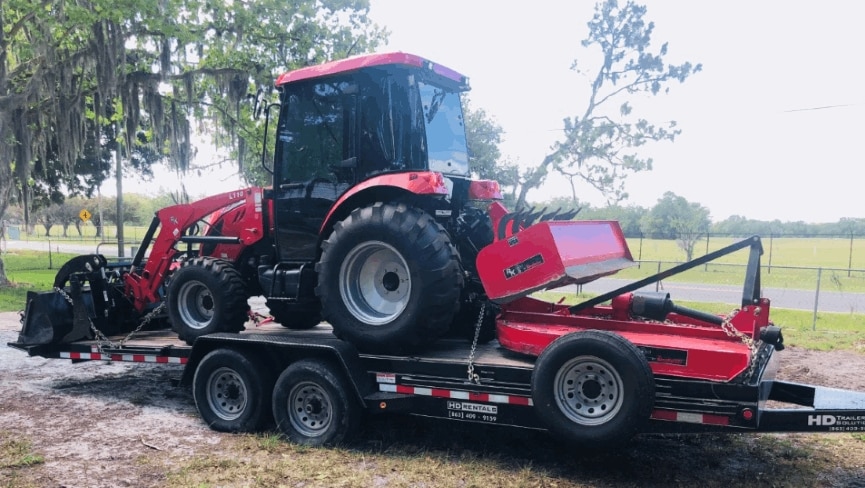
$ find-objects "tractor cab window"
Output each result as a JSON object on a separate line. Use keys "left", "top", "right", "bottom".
{"left": 357, "top": 74, "right": 426, "bottom": 178}
{"left": 418, "top": 81, "right": 469, "bottom": 177}
{"left": 276, "top": 80, "right": 357, "bottom": 185}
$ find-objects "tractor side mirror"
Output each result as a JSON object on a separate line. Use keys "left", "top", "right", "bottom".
{"left": 260, "top": 102, "right": 281, "bottom": 176}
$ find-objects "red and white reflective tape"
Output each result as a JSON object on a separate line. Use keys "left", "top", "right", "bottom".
{"left": 59, "top": 351, "right": 187, "bottom": 364}
{"left": 651, "top": 409, "right": 730, "bottom": 426}
{"left": 376, "top": 374, "right": 532, "bottom": 406}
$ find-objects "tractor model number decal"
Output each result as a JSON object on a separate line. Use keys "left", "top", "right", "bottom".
{"left": 503, "top": 254, "right": 544, "bottom": 280}
{"left": 639, "top": 346, "right": 688, "bottom": 366}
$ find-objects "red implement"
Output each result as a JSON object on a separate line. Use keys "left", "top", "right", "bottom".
{"left": 476, "top": 220, "right": 634, "bottom": 304}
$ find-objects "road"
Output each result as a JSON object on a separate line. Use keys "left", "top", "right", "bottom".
{"left": 5, "top": 239, "right": 863, "bottom": 313}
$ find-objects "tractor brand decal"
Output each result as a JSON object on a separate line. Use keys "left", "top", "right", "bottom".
{"left": 503, "top": 254, "right": 544, "bottom": 280}
{"left": 639, "top": 346, "right": 688, "bottom": 366}
{"left": 507, "top": 236, "right": 519, "bottom": 246}
{"left": 435, "top": 209, "right": 452, "bottom": 217}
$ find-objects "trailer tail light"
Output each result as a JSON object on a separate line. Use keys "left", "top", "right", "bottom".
{"left": 468, "top": 180, "right": 503, "bottom": 201}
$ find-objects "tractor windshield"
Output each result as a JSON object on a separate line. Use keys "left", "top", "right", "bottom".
{"left": 418, "top": 81, "right": 469, "bottom": 177}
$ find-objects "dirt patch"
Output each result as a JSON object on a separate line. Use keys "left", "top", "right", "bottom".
{"left": 2, "top": 311, "right": 865, "bottom": 487}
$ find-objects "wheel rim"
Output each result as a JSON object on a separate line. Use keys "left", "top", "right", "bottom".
{"left": 178, "top": 279, "right": 214, "bottom": 330}
{"left": 339, "top": 241, "right": 410, "bottom": 326}
{"left": 287, "top": 381, "right": 333, "bottom": 438}
{"left": 206, "top": 367, "right": 248, "bottom": 421}
{"left": 554, "top": 356, "right": 624, "bottom": 426}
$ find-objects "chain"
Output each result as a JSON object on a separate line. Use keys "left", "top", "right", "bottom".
{"left": 53, "top": 286, "right": 165, "bottom": 353}
{"left": 466, "top": 301, "right": 487, "bottom": 384}
{"left": 719, "top": 308, "right": 760, "bottom": 381}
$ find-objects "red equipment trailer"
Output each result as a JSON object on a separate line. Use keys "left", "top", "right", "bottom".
{"left": 9, "top": 235, "right": 865, "bottom": 447}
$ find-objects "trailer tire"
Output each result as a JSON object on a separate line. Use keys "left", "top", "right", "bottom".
{"left": 266, "top": 300, "right": 321, "bottom": 330}
{"left": 193, "top": 349, "right": 274, "bottom": 433}
{"left": 316, "top": 202, "right": 463, "bottom": 354}
{"left": 272, "top": 359, "right": 361, "bottom": 446}
{"left": 531, "top": 330, "right": 654, "bottom": 448}
{"left": 168, "top": 257, "right": 249, "bottom": 344}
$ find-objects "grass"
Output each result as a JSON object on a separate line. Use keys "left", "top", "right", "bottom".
{"left": 161, "top": 425, "right": 865, "bottom": 488}
{"left": 0, "top": 434, "right": 44, "bottom": 469}
{"left": 0, "top": 250, "right": 79, "bottom": 312}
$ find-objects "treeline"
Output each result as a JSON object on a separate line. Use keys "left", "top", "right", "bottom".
{"left": 2, "top": 193, "right": 183, "bottom": 238}
{"left": 534, "top": 196, "right": 865, "bottom": 239}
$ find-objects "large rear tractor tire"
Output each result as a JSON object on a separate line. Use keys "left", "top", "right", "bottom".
{"left": 168, "top": 257, "right": 249, "bottom": 345}
{"left": 316, "top": 202, "right": 463, "bottom": 354}
{"left": 531, "top": 330, "right": 654, "bottom": 448}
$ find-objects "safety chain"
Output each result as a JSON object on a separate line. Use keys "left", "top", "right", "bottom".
{"left": 719, "top": 308, "right": 760, "bottom": 381}
{"left": 54, "top": 286, "right": 165, "bottom": 353}
{"left": 466, "top": 301, "right": 487, "bottom": 384}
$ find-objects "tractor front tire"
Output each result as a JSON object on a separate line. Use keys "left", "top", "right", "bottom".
{"left": 316, "top": 202, "right": 463, "bottom": 354}
{"left": 531, "top": 330, "right": 655, "bottom": 448}
{"left": 168, "top": 257, "right": 249, "bottom": 345}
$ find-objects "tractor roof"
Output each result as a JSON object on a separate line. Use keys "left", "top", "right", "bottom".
{"left": 274, "top": 52, "right": 468, "bottom": 89}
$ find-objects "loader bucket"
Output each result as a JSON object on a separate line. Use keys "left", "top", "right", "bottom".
{"left": 16, "top": 289, "right": 91, "bottom": 346}
{"left": 476, "top": 220, "right": 634, "bottom": 304}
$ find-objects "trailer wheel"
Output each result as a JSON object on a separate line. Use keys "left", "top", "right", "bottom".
{"left": 272, "top": 359, "right": 361, "bottom": 446}
{"left": 168, "top": 257, "right": 249, "bottom": 344}
{"left": 531, "top": 331, "right": 654, "bottom": 447}
{"left": 266, "top": 300, "right": 321, "bottom": 330}
{"left": 193, "top": 349, "right": 274, "bottom": 432}
{"left": 316, "top": 202, "right": 463, "bottom": 354}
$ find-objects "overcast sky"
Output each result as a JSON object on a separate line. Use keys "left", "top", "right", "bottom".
{"left": 131, "top": 0, "right": 864, "bottom": 224}
{"left": 366, "top": 0, "right": 864, "bottom": 223}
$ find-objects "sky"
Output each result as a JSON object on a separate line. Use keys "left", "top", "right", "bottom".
{"left": 123, "top": 0, "right": 865, "bottom": 224}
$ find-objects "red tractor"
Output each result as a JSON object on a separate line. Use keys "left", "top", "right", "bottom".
{"left": 18, "top": 53, "right": 616, "bottom": 354}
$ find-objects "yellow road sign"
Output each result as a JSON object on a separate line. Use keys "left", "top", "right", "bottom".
{"left": 79, "top": 209, "right": 92, "bottom": 222}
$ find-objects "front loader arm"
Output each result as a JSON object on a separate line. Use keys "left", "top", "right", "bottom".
{"left": 124, "top": 187, "right": 266, "bottom": 312}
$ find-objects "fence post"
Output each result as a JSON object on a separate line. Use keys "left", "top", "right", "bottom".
{"left": 812, "top": 267, "right": 822, "bottom": 331}
{"left": 849, "top": 231, "right": 854, "bottom": 278}
{"left": 47, "top": 238, "right": 52, "bottom": 269}
{"left": 655, "top": 261, "right": 662, "bottom": 292}
{"left": 768, "top": 234, "right": 774, "bottom": 275}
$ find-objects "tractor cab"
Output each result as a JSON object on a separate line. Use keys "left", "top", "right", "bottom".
{"left": 270, "top": 53, "right": 473, "bottom": 262}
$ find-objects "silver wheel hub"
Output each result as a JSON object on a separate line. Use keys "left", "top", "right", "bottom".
{"left": 206, "top": 367, "right": 247, "bottom": 421}
{"left": 339, "top": 241, "right": 410, "bottom": 326}
{"left": 178, "top": 279, "right": 214, "bottom": 330}
{"left": 288, "top": 381, "right": 332, "bottom": 437}
{"left": 554, "top": 356, "right": 624, "bottom": 426}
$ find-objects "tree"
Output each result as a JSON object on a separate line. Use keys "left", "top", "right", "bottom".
{"left": 514, "top": 0, "right": 701, "bottom": 209}
{"left": 0, "top": 0, "right": 385, "bottom": 286}
{"left": 642, "top": 192, "right": 710, "bottom": 261}
{"left": 463, "top": 98, "right": 520, "bottom": 206}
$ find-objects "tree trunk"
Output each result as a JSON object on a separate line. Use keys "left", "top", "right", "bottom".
{"left": 0, "top": 257, "right": 10, "bottom": 287}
